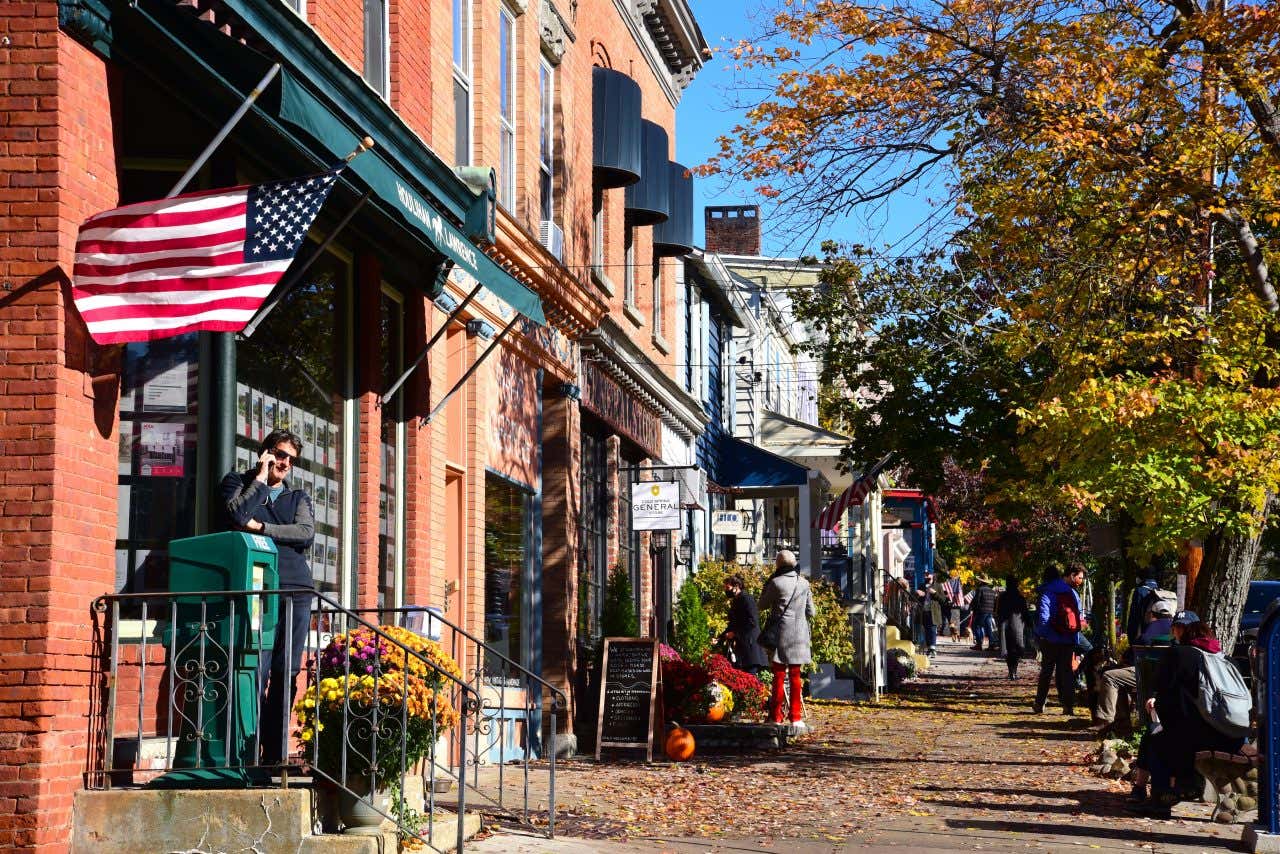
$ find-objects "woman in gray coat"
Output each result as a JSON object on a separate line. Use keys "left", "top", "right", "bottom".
{"left": 758, "top": 550, "right": 815, "bottom": 729}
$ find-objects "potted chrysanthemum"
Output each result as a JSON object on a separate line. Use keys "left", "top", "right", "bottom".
{"left": 294, "top": 625, "right": 462, "bottom": 833}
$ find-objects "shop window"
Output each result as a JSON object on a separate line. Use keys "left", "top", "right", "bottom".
{"left": 498, "top": 6, "right": 517, "bottom": 210}
{"left": 484, "top": 473, "right": 531, "bottom": 676}
{"left": 363, "top": 0, "right": 389, "bottom": 97}
{"left": 114, "top": 164, "right": 201, "bottom": 603}
{"left": 578, "top": 428, "right": 608, "bottom": 640}
{"left": 617, "top": 451, "right": 643, "bottom": 613}
{"left": 453, "top": 0, "right": 471, "bottom": 165}
{"left": 235, "top": 246, "right": 352, "bottom": 602}
{"left": 378, "top": 286, "right": 405, "bottom": 612}
{"left": 116, "top": 335, "right": 200, "bottom": 600}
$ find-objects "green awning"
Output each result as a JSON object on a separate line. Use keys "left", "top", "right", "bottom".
{"left": 122, "top": 0, "right": 544, "bottom": 326}
{"left": 277, "top": 76, "right": 544, "bottom": 324}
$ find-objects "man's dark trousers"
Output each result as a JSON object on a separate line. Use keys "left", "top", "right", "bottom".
{"left": 259, "top": 586, "right": 314, "bottom": 765}
{"left": 1034, "top": 640, "right": 1076, "bottom": 713}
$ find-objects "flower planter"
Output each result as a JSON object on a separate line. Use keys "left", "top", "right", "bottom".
{"left": 339, "top": 774, "right": 388, "bottom": 835}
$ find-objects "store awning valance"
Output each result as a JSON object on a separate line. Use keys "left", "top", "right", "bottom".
{"left": 125, "top": 0, "right": 544, "bottom": 325}
{"left": 718, "top": 436, "right": 808, "bottom": 489}
{"left": 276, "top": 77, "right": 544, "bottom": 324}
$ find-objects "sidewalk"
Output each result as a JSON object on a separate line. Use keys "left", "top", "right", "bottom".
{"left": 467, "top": 642, "right": 1246, "bottom": 853}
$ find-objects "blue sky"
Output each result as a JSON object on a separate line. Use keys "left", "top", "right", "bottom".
{"left": 674, "top": 0, "right": 943, "bottom": 259}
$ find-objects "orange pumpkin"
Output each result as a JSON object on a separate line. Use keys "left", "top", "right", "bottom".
{"left": 664, "top": 726, "right": 696, "bottom": 762}
{"left": 704, "top": 705, "right": 726, "bottom": 723}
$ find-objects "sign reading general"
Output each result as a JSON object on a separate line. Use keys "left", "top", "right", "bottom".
{"left": 710, "top": 510, "right": 743, "bottom": 535}
{"left": 631, "top": 481, "right": 680, "bottom": 531}
{"left": 596, "top": 638, "right": 659, "bottom": 762}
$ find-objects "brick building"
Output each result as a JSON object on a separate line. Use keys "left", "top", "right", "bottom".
{"left": 0, "top": 0, "right": 704, "bottom": 847}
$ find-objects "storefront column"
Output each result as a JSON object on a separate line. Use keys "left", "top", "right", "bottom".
{"left": 354, "top": 253, "right": 383, "bottom": 610}
{"left": 540, "top": 385, "right": 580, "bottom": 720}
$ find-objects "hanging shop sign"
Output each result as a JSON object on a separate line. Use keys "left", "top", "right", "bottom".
{"left": 710, "top": 510, "right": 743, "bottom": 535}
{"left": 631, "top": 481, "right": 680, "bottom": 531}
{"left": 580, "top": 361, "right": 662, "bottom": 459}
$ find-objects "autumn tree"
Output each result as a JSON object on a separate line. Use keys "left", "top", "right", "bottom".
{"left": 712, "top": 0, "right": 1280, "bottom": 643}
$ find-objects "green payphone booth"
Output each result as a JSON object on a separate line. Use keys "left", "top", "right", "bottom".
{"left": 153, "top": 532, "right": 279, "bottom": 787}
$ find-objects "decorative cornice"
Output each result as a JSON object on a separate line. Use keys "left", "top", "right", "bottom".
{"left": 610, "top": 0, "right": 705, "bottom": 106}
{"left": 539, "top": 0, "right": 575, "bottom": 64}
{"left": 58, "top": 0, "right": 114, "bottom": 57}
{"left": 581, "top": 316, "right": 707, "bottom": 439}
{"left": 492, "top": 208, "right": 609, "bottom": 341}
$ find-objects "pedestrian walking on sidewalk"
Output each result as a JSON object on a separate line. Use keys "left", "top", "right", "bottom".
{"left": 995, "top": 577, "right": 1029, "bottom": 678}
{"left": 918, "top": 571, "right": 941, "bottom": 656}
{"left": 940, "top": 571, "right": 965, "bottom": 641}
{"left": 759, "top": 550, "right": 815, "bottom": 732}
{"left": 1033, "top": 564, "right": 1087, "bottom": 715}
{"left": 970, "top": 578, "right": 998, "bottom": 652}
{"left": 720, "top": 574, "right": 767, "bottom": 676}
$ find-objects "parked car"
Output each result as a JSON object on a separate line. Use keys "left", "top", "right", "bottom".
{"left": 1234, "top": 580, "right": 1280, "bottom": 671}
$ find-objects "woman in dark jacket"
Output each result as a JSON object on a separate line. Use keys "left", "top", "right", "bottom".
{"left": 721, "top": 574, "right": 767, "bottom": 675}
{"left": 995, "top": 578, "right": 1029, "bottom": 678}
{"left": 1135, "top": 621, "right": 1245, "bottom": 817}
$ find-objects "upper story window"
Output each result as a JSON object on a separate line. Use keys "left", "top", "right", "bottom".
{"left": 453, "top": 0, "right": 472, "bottom": 164}
{"left": 538, "top": 58, "right": 555, "bottom": 222}
{"left": 651, "top": 260, "right": 663, "bottom": 337}
{"left": 498, "top": 7, "right": 517, "bottom": 210}
{"left": 363, "top": 0, "right": 389, "bottom": 97}
{"left": 623, "top": 226, "right": 636, "bottom": 308}
{"left": 591, "top": 189, "right": 605, "bottom": 275}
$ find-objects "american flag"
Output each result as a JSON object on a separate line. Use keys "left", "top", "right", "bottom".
{"left": 72, "top": 168, "right": 343, "bottom": 344}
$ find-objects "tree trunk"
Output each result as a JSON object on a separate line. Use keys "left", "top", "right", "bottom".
{"left": 1193, "top": 525, "right": 1264, "bottom": 648}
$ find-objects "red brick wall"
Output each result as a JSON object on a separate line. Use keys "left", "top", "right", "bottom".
{"left": 0, "top": 12, "right": 121, "bottom": 848}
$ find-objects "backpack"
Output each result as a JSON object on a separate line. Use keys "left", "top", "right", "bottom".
{"left": 1049, "top": 590, "right": 1081, "bottom": 635}
{"left": 1143, "top": 589, "right": 1178, "bottom": 621}
{"left": 1189, "top": 648, "right": 1252, "bottom": 738}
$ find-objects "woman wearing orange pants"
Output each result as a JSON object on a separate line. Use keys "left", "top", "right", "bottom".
{"left": 758, "top": 550, "right": 815, "bottom": 732}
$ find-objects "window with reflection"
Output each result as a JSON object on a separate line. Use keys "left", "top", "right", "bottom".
{"left": 484, "top": 473, "right": 530, "bottom": 676}
{"left": 235, "top": 247, "right": 352, "bottom": 601}
{"left": 378, "top": 287, "right": 405, "bottom": 612}
{"left": 578, "top": 426, "right": 608, "bottom": 640}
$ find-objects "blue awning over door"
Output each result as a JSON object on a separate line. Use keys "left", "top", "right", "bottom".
{"left": 718, "top": 436, "right": 808, "bottom": 488}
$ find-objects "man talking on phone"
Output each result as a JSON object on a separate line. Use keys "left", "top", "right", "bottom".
{"left": 221, "top": 428, "right": 315, "bottom": 767}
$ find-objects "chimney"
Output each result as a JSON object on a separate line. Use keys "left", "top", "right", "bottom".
{"left": 704, "top": 205, "right": 760, "bottom": 255}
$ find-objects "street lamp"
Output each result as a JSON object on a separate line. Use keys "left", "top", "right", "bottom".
{"left": 676, "top": 538, "right": 694, "bottom": 567}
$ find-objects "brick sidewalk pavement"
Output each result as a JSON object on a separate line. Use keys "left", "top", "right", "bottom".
{"left": 467, "top": 641, "right": 1248, "bottom": 853}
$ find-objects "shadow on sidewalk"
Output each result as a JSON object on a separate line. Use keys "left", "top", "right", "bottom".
{"left": 941, "top": 817, "right": 1247, "bottom": 851}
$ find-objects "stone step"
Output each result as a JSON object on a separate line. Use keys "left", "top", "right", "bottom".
{"left": 73, "top": 784, "right": 483, "bottom": 853}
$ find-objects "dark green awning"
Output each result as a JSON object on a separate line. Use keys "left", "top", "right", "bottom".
{"left": 123, "top": 0, "right": 544, "bottom": 325}
{"left": 277, "top": 76, "right": 544, "bottom": 324}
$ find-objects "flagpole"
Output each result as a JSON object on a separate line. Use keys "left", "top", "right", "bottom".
{"left": 239, "top": 134, "right": 377, "bottom": 337}
{"left": 238, "top": 189, "right": 372, "bottom": 339}
{"left": 167, "top": 63, "right": 282, "bottom": 198}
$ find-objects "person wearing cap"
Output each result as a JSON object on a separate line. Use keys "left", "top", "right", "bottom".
{"left": 758, "top": 550, "right": 815, "bottom": 733}
{"left": 1091, "top": 598, "right": 1175, "bottom": 735}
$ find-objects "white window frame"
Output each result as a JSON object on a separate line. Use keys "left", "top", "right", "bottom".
{"left": 453, "top": 0, "right": 472, "bottom": 165}
{"left": 538, "top": 57, "right": 555, "bottom": 223}
{"left": 652, "top": 260, "right": 663, "bottom": 336}
{"left": 498, "top": 6, "right": 517, "bottom": 210}
{"left": 623, "top": 226, "right": 636, "bottom": 307}
{"left": 363, "top": 0, "right": 390, "bottom": 98}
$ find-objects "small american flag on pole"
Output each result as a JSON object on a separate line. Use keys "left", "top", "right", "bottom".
{"left": 72, "top": 168, "right": 343, "bottom": 344}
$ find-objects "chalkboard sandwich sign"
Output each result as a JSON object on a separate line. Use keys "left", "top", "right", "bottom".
{"left": 595, "top": 637, "right": 660, "bottom": 762}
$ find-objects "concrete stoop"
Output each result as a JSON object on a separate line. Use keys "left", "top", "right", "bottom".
{"left": 72, "top": 787, "right": 483, "bottom": 853}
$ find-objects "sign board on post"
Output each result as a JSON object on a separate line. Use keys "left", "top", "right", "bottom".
{"left": 631, "top": 481, "right": 680, "bottom": 531}
{"left": 595, "top": 637, "right": 660, "bottom": 762}
{"left": 711, "top": 510, "right": 742, "bottom": 535}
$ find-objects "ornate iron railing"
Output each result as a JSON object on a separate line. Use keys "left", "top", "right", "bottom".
{"left": 87, "top": 589, "right": 482, "bottom": 851}
{"left": 354, "top": 606, "right": 568, "bottom": 837}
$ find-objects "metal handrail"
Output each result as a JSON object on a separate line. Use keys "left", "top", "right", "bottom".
{"left": 88, "top": 588, "right": 482, "bottom": 851}
{"left": 352, "top": 606, "right": 568, "bottom": 709}
{"left": 354, "top": 605, "right": 564, "bottom": 837}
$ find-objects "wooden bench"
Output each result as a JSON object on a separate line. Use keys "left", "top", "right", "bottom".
{"left": 1194, "top": 744, "right": 1261, "bottom": 824}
